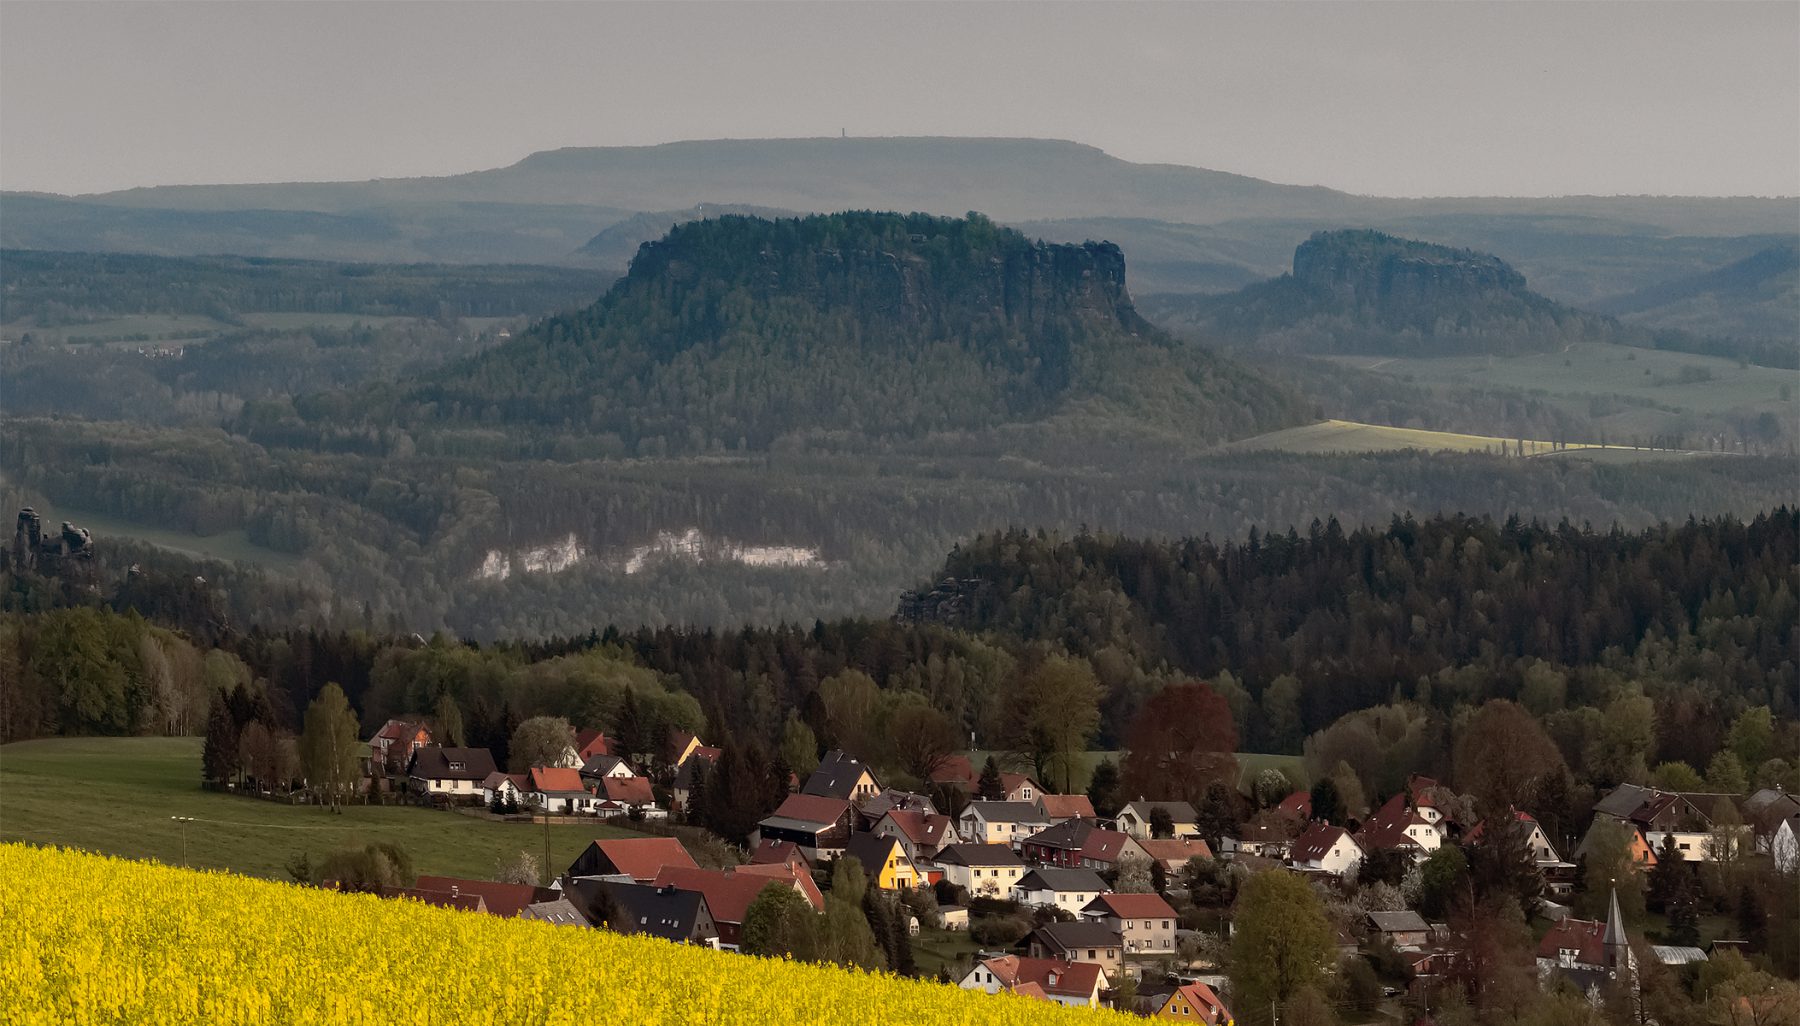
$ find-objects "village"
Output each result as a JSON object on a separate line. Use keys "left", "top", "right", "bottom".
{"left": 341, "top": 713, "right": 1800, "bottom": 1020}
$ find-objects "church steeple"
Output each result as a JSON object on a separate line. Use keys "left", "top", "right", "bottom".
{"left": 1602, "top": 886, "right": 1633, "bottom": 976}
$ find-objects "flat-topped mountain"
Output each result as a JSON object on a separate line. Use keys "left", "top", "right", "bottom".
{"left": 361, "top": 212, "right": 1304, "bottom": 452}
{"left": 1140, "top": 230, "right": 1649, "bottom": 357}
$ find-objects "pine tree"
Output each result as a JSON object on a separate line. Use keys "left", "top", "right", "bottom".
{"left": 1087, "top": 758, "right": 1122, "bottom": 818}
{"left": 978, "top": 756, "right": 1005, "bottom": 801}
{"left": 202, "top": 691, "right": 239, "bottom": 785}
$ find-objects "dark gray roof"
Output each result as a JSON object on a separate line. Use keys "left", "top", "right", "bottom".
{"left": 1016, "top": 868, "right": 1108, "bottom": 894}
{"left": 1367, "top": 910, "right": 1430, "bottom": 933}
{"left": 843, "top": 832, "right": 907, "bottom": 878}
{"left": 521, "top": 897, "right": 586, "bottom": 927}
{"left": 573, "top": 879, "right": 713, "bottom": 942}
{"left": 1593, "top": 783, "right": 1656, "bottom": 820}
{"left": 1025, "top": 819, "right": 1097, "bottom": 849}
{"left": 936, "top": 843, "right": 1025, "bottom": 868}
{"left": 802, "top": 750, "right": 878, "bottom": 800}
{"left": 1122, "top": 800, "right": 1199, "bottom": 821}
{"left": 580, "top": 755, "right": 631, "bottom": 777}
{"left": 1032, "top": 919, "right": 1122, "bottom": 952}
{"left": 407, "top": 746, "right": 497, "bottom": 781}
{"left": 963, "top": 801, "right": 1049, "bottom": 823}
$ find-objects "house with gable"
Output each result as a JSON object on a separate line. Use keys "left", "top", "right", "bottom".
{"left": 856, "top": 788, "right": 937, "bottom": 830}
{"left": 872, "top": 807, "right": 957, "bottom": 861}
{"left": 1081, "top": 892, "right": 1178, "bottom": 956}
{"left": 1581, "top": 784, "right": 1749, "bottom": 864}
{"left": 1288, "top": 822, "right": 1364, "bottom": 880}
{"left": 1116, "top": 800, "right": 1200, "bottom": 840}
{"left": 958, "top": 800, "right": 1051, "bottom": 847}
{"left": 1355, "top": 792, "right": 1443, "bottom": 862}
{"left": 936, "top": 843, "right": 1026, "bottom": 898}
{"left": 959, "top": 955, "right": 1108, "bottom": 1008}
{"left": 407, "top": 747, "right": 498, "bottom": 799}
{"left": 670, "top": 745, "right": 720, "bottom": 812}
{"left": 565, "top": 878, "right": 719, "bottom": 946}
{"left": 413, "top": 875, "right": 557, "bottom": 918}
{"left": 1468, "top": 809, "right": 1576, "bottom": 895}
{"left": 1027, "top": 920, "right": 1123, "bottom": 978}
{"left": 479, "top": 771, "right": 529, "bottom": 807}
{"left": 1156, "top": 981, "right": 1234, "bottom": 1024}
{"left": 526, "top": 767, "right": 595, "bottom": 813}
{"left": 1140, "top": 838, "right": 1214, "bottom": 875}
{"left": 1011, "top": 867, "right": 1109, "bottom": 917}
{"left": 651, "top": 864, "right": 822, "bottom": 950}
{"left": 596, "top": 776, "right": 663, "bottom": 819}
{"left": 565, "top": 836, "right": 698, "bottom": 882}
{"left": 843, "top": 832, "right": 921, "bottom": 891}
{"left": 930, "top": 755, "right": 1043, "bottom": 803}
{"left": 1038, "top": 794, "right": 1097, "bottom": 823}
{"left": 1021, "top": 819, "right": 1152, "bottom": 872}
{"left": 572, "top": 729, "right": 614, "bottom": 764}
{"left": 754, "top": 793, "right": 856, "bottom": 858}
{"left": 578, "top": 754, "right": 636, "bottom": 784}
{"left": 801, "top": 750, "right": 881, "bottom": 802}
{"left": 369, "top": 718, "right": 434, "bottom": 771}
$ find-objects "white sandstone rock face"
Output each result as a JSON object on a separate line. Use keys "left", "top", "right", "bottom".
{"left": 472, "top": 528, "right": 820, "bottom": 581}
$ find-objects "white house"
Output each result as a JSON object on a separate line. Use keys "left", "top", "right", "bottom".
{"left": 1288, "top": 822, "right": 1364, "bottom": 880}
{"left": 527, "top": 767, "right": 596, "bottom": 814}
{"left": 1115, "top": 800, "right": 1200, "bottom": 840}
{"left": 407, "top": 747, "right": 497, "bottom": 798}
{"left": 480, "top": 771, "right": 528, "bottom": 806}
{"left": 596, "top": 776, "right": 666, "bottom": 819}
{"left": 957, "top": 801, "right": 1050, "bottom": 847}
{"left": 1011, "top": 867, "right": 1109, "bottom": 918}
{"left": 936, "top": 843, "right": 1026, "bottom": 899}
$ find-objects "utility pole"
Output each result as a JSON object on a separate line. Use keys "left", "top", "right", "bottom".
{"left": 543, "top": 805, "right": 552, "bottom": 887}
{"left": 170, "top": 816, "right": 194, "bottom": 865}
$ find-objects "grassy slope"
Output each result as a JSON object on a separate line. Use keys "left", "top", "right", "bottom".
{"left": 34, "top": 502, "right": 305, "bottom": 575}
{"left": 1328, "top": 343, "right": 1792, "bottom": 417}
{"left": 1225, "top": 419, "right": 1727, "bottom": 460}
{"left": 0, "top": 737, "right": 633, "bottom": 881}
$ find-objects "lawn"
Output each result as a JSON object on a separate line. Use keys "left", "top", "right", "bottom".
{"left": 964, "top": 750, "right": 1306, "bottom": 795}
{"left": 25, "top": 501, "right": 305, "bottom": 576}
{"left": 0, "top": 737, "right": 633, "bottom": 882}
{"left": 912, "top": 926, "right": 985, "bottom": 980}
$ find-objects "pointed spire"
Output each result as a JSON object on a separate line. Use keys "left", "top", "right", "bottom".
{"left": 1602, "top": 885, "right": 1627, "bottom": 949}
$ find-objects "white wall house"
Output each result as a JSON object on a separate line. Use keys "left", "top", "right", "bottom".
{"left": 1011, "top": 868, "right": 1108, "bottom": 918}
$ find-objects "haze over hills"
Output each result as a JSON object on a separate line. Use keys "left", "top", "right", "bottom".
{"left": 1140, "top": 230, "right": 1657, "bottom": 357}
{"left": 4, "top": 138, "right": 1793, "bottom": 304}
{"left": 1595, "top": 241, "right": 1800, "bottom": 343}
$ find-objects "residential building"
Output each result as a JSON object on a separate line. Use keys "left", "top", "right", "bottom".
{"left": 755, "top": 794, "right": 856, "bottom": 858}
{"left": 930, "top": 756, "right": 1043, "bottom": 803}
{"left": 1156, "top": 981, "right": 1233, "bottom": 1023}
{"left": 1288, "top": 822, "right": 1364, "bottom": 880}
{"left": 1139, "top": 838, "right": 1214, "bottom": 875}
{"left": 666, "top": 730, "right": 706, "bottom": 770}
{"left": 1011, "top": 867, "right": 1108, "bottom": 917}
{"left": 479, "top": 771, "right": 529, "bottom": 807}
{"left": 526, "top": 767, "right": 594, "bottom": 813}
{"left": 1038, "top": 794, "right": 1097, "bottom": 823}
{"left": 407, "top": 747, "right": 497, "bottom": 798}
{"left": 872, "top": 808, "right": 957, "bottom": 861}
{"left": 958, "top": 956, "right": 1108, "bottom": 1008}
{"left": 1583, "top": 784, "right": 1750, "bottom": 864}
{"left": 520, "top": 897, "right": 586, "bottom": 927}
{"left": 1772, "top": 814, "right": 1800, "bottom": 873}
{"left": 1021, "top": 819, "right": 1152, "bottom": 872}
{"left": 1469, "top": 810, "right": 1576, "bottom": 895}
{"left": 749, "top": 839, "right": 809, "bottom": 871}
{"left": 1356, "top": 793, "right": 1443, "bottom": 861}
{"left": 842, "top": 833, "right": 919, "bottom": 891}
{"left": 1367, "top": 910, "right": 1431, "bottom": 948}
{"left": 578, "top": 754, "right": 636, "bottom": 783}
{"left": 1081, "top": 892, "right": 1177, "bottom": 956}
{"left": 412, "top": 876, "right": 555, "bottom": 917}
{"left": 566, "top": 878, "right": 719, "bottom": 946}
{"left": 651, "top": 865, "right": 822, "bottom": 950}
{"left": 572, "top": 729, "right": 614, "bottom": 764}
{"left": 801, "top": 750, "right": 881, "bottom": 802}
{"left": 369, "top": 718, "right": 433, "bottom": 770}
{"left": 596, "top": 776, "right": 663, "bottom": 819}
{"left": 958, "top": 801, "right": 1051, "bottom": 846}
{"left": 670, "top": 746, "right": 719, "bottom": 813}
{"left": 1116, "top": 800, "right": 1200, "bottom": 840}
{"left": 857, "top": 788, "right": 938, "bottom": 830}
{"left": 565, "top": 837, "right": 697, "bottom": 882}
{"left": 936, "top": 843, "right": 1026, "bottom": 898}
{"left": 1027, "top": 920, "right": 1124, "bottom": 978}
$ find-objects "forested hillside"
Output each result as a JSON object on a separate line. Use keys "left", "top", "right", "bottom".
{"left": 335, "top": 212, "right": 1306, "bottom": 453}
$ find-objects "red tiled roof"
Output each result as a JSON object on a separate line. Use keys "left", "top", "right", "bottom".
{"left": 1039, "top": 794, "right": 1097, "bottom": 820}
{"left": 1538, "top": 917, "right": 1608, "bottom": 966}
{"left": 1291, "top": 822, "right": 1354, "bottom": 863}
{"left": 391, "top": 887, "right": 485, "bottom": 913}
{"left": 528, "top": 767, "right": 589, "bottom": 795}
{"left": 1139, "top": 837, "right": 1214, "bottom": 866}
{"left": 601, "top": 776, "right": 656, "bottom": 806}
{"left": 589, "top": 838, "right": 697, "bottom": 882}
{"left": 770, "top": 793, "right": 853, "bottom": 827}
{"left": 736, "top": 862, "right": 825, "bottom": 910}
{"left": 652, "top": 866, "right": 818, "bottom": 925}
{"left": 573, "top": 729, "right": 612, "bottom": 760}
{"left": 1077, "top": 828, "right": 1137, "bottom": 863}
{"left": 412, "top": 876, "right": 549, "bottom": 918}
{"left": 1086, "top": 892, "right": 1176, "bottom": 919}
{"left": 930, "top": 755, "right": 976, "bottom": 786}
{"left": 1166, "top": 982, "right": 1233, "bottom": 1024}
{"left": 978, "top": 956, "right": 1103, "bottom": 1000}
{"left": 880, "top": 809, "right": 954, "bottom": 848}
{"left": 750, "top": 839, "right": 806, "bottom": 866}
{"left": 1276, "top": 791, "right": 1313, "bottom": 818}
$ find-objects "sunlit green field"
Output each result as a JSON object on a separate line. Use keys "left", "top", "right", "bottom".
{"left": 0, "top": 737, "right": 631, "bottom": 881}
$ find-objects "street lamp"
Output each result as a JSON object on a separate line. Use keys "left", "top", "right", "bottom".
{"left": 170, "top": 816, "right": 194, "bottom": 865}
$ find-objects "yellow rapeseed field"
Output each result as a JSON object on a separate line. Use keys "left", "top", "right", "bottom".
{"left": 0, "top": 844, "right": 1133, "bottom": 1025}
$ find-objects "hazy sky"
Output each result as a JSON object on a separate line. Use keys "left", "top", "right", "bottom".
{"left": 3, "top": 1, "right": 1796, "bottom": 198}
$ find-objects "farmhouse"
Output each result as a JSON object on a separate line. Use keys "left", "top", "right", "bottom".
{"left": 959, "top": 956, "right": 1108, "bottom": 1008}
{"left": 1021, "top": 819, "right": 1152, "bottom": 872}
{"left": 565, "top": 837, "right": 698, "bottom": 882}
{"left": 407, "top": 747, "right": 497, "bottom": 798}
